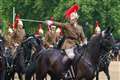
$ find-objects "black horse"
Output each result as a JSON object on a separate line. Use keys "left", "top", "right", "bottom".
{"left": 95, "top": 42, "right": 119, "bottom": 80}
{"left": 26, "top": 38, "right": 85, "bottom": 80}
{"left": 74, "top": 27, "right": 115, "bottom": 80}
{"left": 10, "top": 35, "right": 40, "bottom": 80}
{"left": 3, "top": 47, "right": 14, "bottom": 80}
{"left": 25, "top": 37, "right": 45, "bottom": 80}
{"left": 0, "top": 36, "right": 5, "bottom": 80}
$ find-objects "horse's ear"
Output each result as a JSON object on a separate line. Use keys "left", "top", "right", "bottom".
{"left": 105, "top": 27, "right": 111, "bottom": 33}
{"left": 110, "top": 27, "right": 114, "bottom": 33}
{"left": 102, "top": 27, "right": 110, "bottom": 37}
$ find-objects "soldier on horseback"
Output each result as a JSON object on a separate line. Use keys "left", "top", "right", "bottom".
{"left": 91, "top": 20, "right": 101, "bottom": 39}
{"left": 47, "top": 4, "right": 87, "bottom": 49}
{"left": 62, "top": 4, "right": 87, "bottom": 49}
{"left": 44, "top": 17, "right": 59, "bottom": 48}
{"left": 4, "top": 14, "right": 26, "bottom": 55}
{"left": 34, "top": 23, "right": 44, "bottom": 40}
{"left": 13, "top": 14, "right": 26, "bottom": 45}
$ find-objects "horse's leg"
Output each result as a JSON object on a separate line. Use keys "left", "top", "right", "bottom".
{"left": 18, "top": 72, "right": 23, "bottom": 80}
{"left": 104, "top": 66, "right": 110, "bottom": 80}
{"left": 25, "top": 64, "right": 35, "bottom": 80}
{"left": 51, "top": 74, "right": 61, "bottom": 80}
{"left": 69, "top": 66, "right": 76, "bottom": 80}
{"left": 11, "top": 71, "right": 15, "bottom": 80}
{"left": 96, "top": 65, "right": 100, "bottom": 80}
{"left": 36, "top": 69, "right": 47, "bottom": 80}
{"left": 36, "top": 72, "right": 44, "bottom": 80}
{"left": 25, "top": 72, "right": 33, "bottom": 80}
{"left": 0, "top": 71, "right": 5, "bottom": 80}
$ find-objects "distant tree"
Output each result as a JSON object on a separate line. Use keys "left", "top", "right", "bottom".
{"left": 1, "top": 0, "right": 120, "bottom": 39}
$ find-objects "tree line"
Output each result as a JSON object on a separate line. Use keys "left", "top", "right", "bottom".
{"left": 0, "top": 0, "right": 120, "bottom": 40}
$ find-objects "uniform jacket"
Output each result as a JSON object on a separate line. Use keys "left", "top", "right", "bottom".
{"left": 44, "top": 31, "right": 58, "bottom": 48}
{"left": 62, "top": 23, "right": 86, "bottom": 49}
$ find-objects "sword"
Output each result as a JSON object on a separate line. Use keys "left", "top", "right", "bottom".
{"left": 19, "top": 18, "right": 46, "bottom": 23}
{"left": 17, "top": 18, "right": 66, "bottom": 26}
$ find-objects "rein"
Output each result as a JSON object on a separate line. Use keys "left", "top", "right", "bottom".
{"left": 99, "top": 51, "right": 112, "bottom": 65}
{"left": 22, "top": 36, "right": 34, "bottom": 43}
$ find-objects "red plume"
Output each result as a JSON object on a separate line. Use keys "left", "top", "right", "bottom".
{"left": 65, "top": 4, "right": 80, "bottom": 19}
{"left": 13, "top": 14, "right": 20, "bottom": 29}
{"left": 96, "top": 20, "right": 99, "bottom": 27}
{"left": 59, "top": 25, "right": 63, "bottom": 35}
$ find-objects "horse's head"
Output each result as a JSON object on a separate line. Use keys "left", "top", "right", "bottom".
{"left": 22, "top": 35, "right": 39, "bottom": 50}
{"left": 87, "top": 27, "right": 115, "bottom": 63}
{"left": 100, "top": 27, "right": 115, "bottom": 52}
{"left": 111, "top": 43, "right": 120, "bottom": 58}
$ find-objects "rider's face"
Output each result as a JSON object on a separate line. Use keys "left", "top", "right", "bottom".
{"left": 51, "top": 26, "right": 56, "bottom": 32}
{"left": 0, "top": 29, "right": 2, "bottom": 34}
{"left": 17, "top": 25, "right": 23, "bottom": 30}
{"left": 70, "top": 18, "right": 77, "bottom": 24}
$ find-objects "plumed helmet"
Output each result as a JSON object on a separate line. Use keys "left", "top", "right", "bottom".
{"left": 95, "top": 20, "right": 101, "bottom": 33}
{"left": 65, "top": 4, "right": 80, "bottom": 20}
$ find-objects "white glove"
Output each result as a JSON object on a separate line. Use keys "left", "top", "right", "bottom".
{"left": 49, "top": 45, "right": 53, "bottom": 48}
{"left": 84, "top": 39, "right": 87, "bottom": 45}
{"left": 80, "top": 39, "right": 87, "bottom": 46}
{"left": 14, "top": 43, "right": 19, "bottom": 47}
{"left": 8, "top": 28, "right": 14, "bottom": 33}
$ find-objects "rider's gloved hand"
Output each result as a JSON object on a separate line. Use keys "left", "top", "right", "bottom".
{"left": 82, "top": 44, "right": 87, "bottom": 48}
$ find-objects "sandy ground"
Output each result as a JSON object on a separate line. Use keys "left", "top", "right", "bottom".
{"left": 14, "top": 61, "right": 120, "bottom": 80}
{"left": 96, "top": 61, "right": 120, "bottom": 80}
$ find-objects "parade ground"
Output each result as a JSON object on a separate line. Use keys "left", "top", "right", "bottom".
{"left": 94, "top": 61, "right": 120, "bottom": 80}
{"left": 14, "top": 61, "right": 120, "bottom": 80}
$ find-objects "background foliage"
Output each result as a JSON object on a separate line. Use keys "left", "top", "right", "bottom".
{"left": 0, "top": 0, "right": 120, "bottom": 39}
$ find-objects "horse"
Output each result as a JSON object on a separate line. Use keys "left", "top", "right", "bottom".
{"left": 0, "top": 35, "right": 6, "bottom": 80}
{"left": 10, "top": 35, "right": 40, "bottom": 80}
{"left": 26, "top": 37, "right": 86, "bottom": 80}
{"left": 74, "top": 27, "right": 115, "bottom": 80}
{"left": 112, "top": 41, "right": 120, "bottom": 60}
{"left": 95, "top": 41, "right": 120, "bottom": 80}
{"left": 25, "top": 37, "right": 45, "bottom": 80}
{"left": 3, "top": 47, "right": 14, "bottom": 80}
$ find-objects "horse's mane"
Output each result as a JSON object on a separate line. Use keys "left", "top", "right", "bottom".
{"left": 87, "top": 33, "right": 102, "bottom": 50}
{"left": 84, "top": 33, "right": 102, "bottom": 61}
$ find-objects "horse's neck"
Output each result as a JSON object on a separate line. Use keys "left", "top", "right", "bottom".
{"left": 21, "top": 42, "right": 32, "bottom": 53}
{"left": 86, "top": 36, "right": 102, "bottom": 64}
{"left": 24, "top": 45, "right": 32, "bottom": 52}
{"left": 36, "top": 38, "right": 44, "bottom": 51}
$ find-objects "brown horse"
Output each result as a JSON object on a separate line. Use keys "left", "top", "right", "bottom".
{"left": 74, "top": 27, "right": 115, "bottom": 80}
